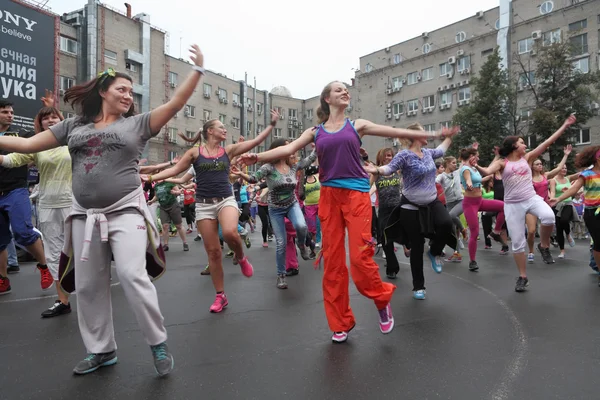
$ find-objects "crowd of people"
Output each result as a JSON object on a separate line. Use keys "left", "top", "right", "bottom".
{"left": 0, "top": 44, "right": 597, "bottom": 378}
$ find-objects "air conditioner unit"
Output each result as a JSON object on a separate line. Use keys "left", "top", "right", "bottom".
{"left": 422, "top": 32, "right": 429, "bottom": 38}
{"left": 448, "top": 56, "right": 456, "bottom": 64}
{"left": 258, "top": 110, "right": 263, "bottom": 116}
{"left": 298, "top": 123, "right": 303, "bottom": 129}
{"left": 591, "top": 102, "right": 600, "bottom": 110}
{"left": 401, "top": 78, "right": 407, "bottom": 84}
{"left": 392, "top": 139, "right": 399, "bottom": 147}
{"left": 530, "top": 49, "right": 537, "bottom": 56}
{"left": 219, "top": 97, "right": 225, "bottom": 103}
{"left": 386, "top": 113, "right": 392, "bottom": 120}
{"left": 447, "top": 73, "right": 454, "bottom": 79}
{"left": 203, "top": 93, "right": 210, "bottom": 99}
{"left": 293, "top": 121, "right": 298, "bottom": 127}
{"left": 460, "top": 69, "right": 466, "bottom": 75}
{"left": 386, "top": 89, "right": 393, "bottom": 95}
{"left": 288, "top": 123, "right": 293, "bottom": 128}
{"left": 385, "top": 47, "right": 390, "bottom": 53}
{"left": 170, "top": 83, "right": 176, "bottom": 88}
{"left": 458, "top": 100, "right": 465, "bottom": 106}
{"left": 232, "top": 101, "right": 238, "bottom": 107}
{"left": 465, "top": 68, "right": 471, "bottom": 74}
{"left": 416, "top": 75, "right": 422, "bottom": 81}
{"left": 59, "top": 89, "right": 65, "bottom": 96}
{"left": 532, "top": 30, "right": 542, "bottom": 40}
{"left": 528, "top": 120, "right": 535, "bottom": 125}
{"left": 184, "top": 109, "right": 190, "bottom": 117}
{"left": 279, "top": 115, "right": 285, "bottom": 120}
{"left": 443, "top": 85, "right": 449, "bottom": 90}
{"left": 248, "top": 106, "right": 253, "bottom": 112}
{"left": 395, "top": 114, "right": 401, "bottom": 120}
{"left": 457, "top": 49, "right": 465, "bottom": 57}
{"left": 215, "top": 90, "right": 220, "bottom": 95}
{"left": 223, "top": 99, "right": 228, "bottom": 104}
{"left": 437, "top": 86, "right": 443, "bottom": 92}
{"left": 393, "top": 87, "right": 401, "bottom": 92}
{"left": 465, "top": 99, "right": 471, "bottom": 105}
{"left": 450, "top": 83, "right": 456, "bottom": 89}
{"left": 476, "top": 11, "right": 484, "bottom": 18}
{"left": 458, "top": 81, "right": 464, "bottom": 87}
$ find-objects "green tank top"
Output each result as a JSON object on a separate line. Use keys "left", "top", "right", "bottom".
{"left": 555, "top": 179, "right": 572, "bottom": 202}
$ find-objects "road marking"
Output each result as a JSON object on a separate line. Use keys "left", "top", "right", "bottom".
{"left": 0, "top": 282, "right": 121, "bottom": 304}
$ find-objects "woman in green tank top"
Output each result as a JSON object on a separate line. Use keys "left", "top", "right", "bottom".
{"left": 549, "top": 164, "right": 580, "bottom": 258}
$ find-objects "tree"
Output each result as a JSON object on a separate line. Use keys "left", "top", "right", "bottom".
{"left": 513, "top": 38, "right": 600, "bottom": 167}
{"left": 450, "top": 50, "right": 515, "bottom": 165}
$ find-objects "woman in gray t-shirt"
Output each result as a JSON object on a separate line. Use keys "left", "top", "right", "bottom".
{"left": 0, "top": 44, "right": 206, "bottom": 377}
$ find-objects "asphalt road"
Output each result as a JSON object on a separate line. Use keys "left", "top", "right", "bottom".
{"left": 1, "top": 231, "right": 598, "bottom": 400}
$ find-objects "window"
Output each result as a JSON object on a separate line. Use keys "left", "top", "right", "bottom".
{"left": 184, "top": 105, "right": 195, "bottom": 118}
{"left": 166, "top": 72, "right": 177, "bottom": 86}
{"left": 540, "top": 1, "right": 553, "bottom": 15}
{"left": 440, "top": 121, "right": 451, "bottom": 129}
{"left": 457, "top": 56, "right": 471, "bottom": 72}
{"left": 392, "top": 76, "right": 403, "bottom": 89}
{"left": 407, "top": 99, "right": 419, "bottom": 112}
{"left": 393, "top": 54, "right": 402, "bottom": 64}
{"left": 423, "top": 95, "right": 435, "bottom": 109}
{"left": 526, "top": 135, "right": 537, "bottom": 148}
{"left": 568, "top": 19, "right": 587, "bottom": 32}
{"left": 275, "top": 106, "right": 285, "bottom": 117}
{"left": 422, "top": 43, "right": 431, "bottom": 54}
{"left": 168, "top": 127, "right": 177, "bottom": 143}
{"left": 518, "top": 38, "right": 534, "bottom": 54}
{"left": 518, "top": 72, "right": 536, "bottom": 89}
{"left": 520, "top": 108, "right": 532, "bottom": 121}
{"left": 542, "top": 29, "right": 561, "bottom": 46}
{"left": 440, "top": 62, "right": 452, "bottom": 76}
{"left": 274, "top": 128, "right": 282, "bottom": 138}
{"left": 231, "top": 118, "right": 240, "bottom": 129}
{"left": 232, "top": 93, "right": 240, "bottom": 106}
{"left": 440, "top": 92, "right": 452, "bottom": 106}
{"left": 185, "top": 130, "right": 195, "bottom": 140}
{"left": 104, "top": 49, "right": 117, "bottom": 60}
{"left": 393, "top": 103, "right": 404, "bottom": 115}
{"left": 288, "top": 108, "right": 298, "bottom": 119}
{"left": 246, "top": 121, "right": 252, "bottom": 132}
{"left": 421, "top": 67, "right": 433, "bottom": 81}
{"left": 570, "top": 33, "right": 588, "bottom": 55}
{"left": 458, "top": 87, "right": 471, "bottom": 101}
{"left": 306, "top": 109, "right": 313, "bottom": 119}
{"left": 59, "top": 76, "right": 75, "bottom": 91}
{"left": 218, "top": 114, "right": 226, "bottom": 123}
{"left": 202, "top": 109, "right": 211, "bottom": 121}
{"left": 289, "top": 129, "right": 298, "bottom": 139}
{"left": 257, "top": 102, "right": 263, "bottom": 115}
{"left": 126, "top": 62, "right": 138, "bottom": 73}
{"left": 365, "top": 63, "right": 373, "bottom": 73}
{"left": 62, "top": 111, "right": 75, "bottom": 119}
{"left": 133, "top": 94, "right": 141, "bottom": 111}
{"left": 572, "top": 57, "right": 589, "bottom": 73}
{"left": 257, "top": 124, "right": 264, "bottom": 134}
{"left": 218, "top": 88, "right": 227, "bottom": 101}
{"left": 406, "top": 71, "right": 418, "bottom": 85}
{"left": 575, "top": 128, "right": 591, "bottom": 145}
{"left": 203, "top": 83, "right": 212, "bottom": 97}
{"left": 423, "top": 124, "right": 436, "bottom": 132}
{"left": 168, "top": 151, "right": 178, "bottom": 160}
{"left": 495, "top": 19, "right": 500, "bottom": 30}
{"left": 455, "top": 31, "right": 467, "bottom": 43}
{"left": 482, "top": 48, "right": 494, "bottom": 57}
{"left": 59, "top": 36, "right": 77, "bottom": 54}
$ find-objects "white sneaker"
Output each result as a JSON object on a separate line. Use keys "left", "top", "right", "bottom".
{"left": 527, "top": 253, "right": 534, "bottom": 263}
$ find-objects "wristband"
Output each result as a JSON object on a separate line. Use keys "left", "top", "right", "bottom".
{"left": 169, "top": 160, "right": 173, "bottom": 166}
{"left": 192, "top": 65, "right": 205, "bottom": 75}
{"left": 270, "top": 120, "right": 277, "bottom": 127}
{"left": 148, "top": 175, "right": 154, "bottom": 183}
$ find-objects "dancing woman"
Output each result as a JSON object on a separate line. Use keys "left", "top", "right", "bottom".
{"left": 476, "top": 114, "right": 576, "bottom": 292}
{"left": 142, "top": 110, "right": 280, "bottom": 312}
{"left": 0, "top": 44, "right": 206, "bottom": 376}
{"left": 365, "top": 123, "right": 458, "bottom": 299}
{"left": 549, "top": 161, "right": 579, "bottom": 259}
{"left": 526, "top": 145, "right": 571, "bottom": 262}
{"left": 238, "top": 81, "right": 456, "bottom": 343}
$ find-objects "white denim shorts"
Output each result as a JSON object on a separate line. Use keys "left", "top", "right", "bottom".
{"left": 195, "top": 196, "right": 239, "bottom": 221}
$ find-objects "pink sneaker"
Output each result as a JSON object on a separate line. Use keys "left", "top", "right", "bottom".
{"left": 262, "top": 242, "right": 268, "bottom": 248}
{"left": 238, "top": 256, "right": 254, "bottom": 277}
{"left": 378, "top": 303, "right": 394, "bottom": 334}
{"left": 209, "top": 293, "right": 228, "bottom": 313}
{"left": 331, "top": 331, "right": 348, "bottom": 343}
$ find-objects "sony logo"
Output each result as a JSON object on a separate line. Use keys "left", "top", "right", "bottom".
{"left": 0, "top": 9, "right": 38, "bottom": 31}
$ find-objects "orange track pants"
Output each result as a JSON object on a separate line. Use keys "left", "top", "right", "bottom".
{"left": 319, "top": 186, "right": 396, "bottom": 332}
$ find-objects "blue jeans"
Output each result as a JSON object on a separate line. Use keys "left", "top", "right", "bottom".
{"left": 7, "top": 239, "right": 18, "bottom": 266}
{"left": 316, "top": 216, "right": 322, "bottom": 243}
{"left": 269, "top": 202, "right": 308, "bottom": 275}
{"left": 0, "top": 188, "right": 40, "bottom": 252}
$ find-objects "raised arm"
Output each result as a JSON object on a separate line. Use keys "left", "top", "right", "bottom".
{"left": 525, "top": 115, "right": 576, "bottom": 162}
{"left": 0, "top": 130, "right": 60, "bottom": 154}
{"left": 166, "top": 172, "right": 194, "bottom": 185}
{"left": 227, "top": 110, "right": 279, "bottom": 158}
{"left": 476, "top": 159, "right": 504, "bottom": 176}
{"left": 462, "top": 168, "right": 474, "bottom": 191}
{"left": 144, "top": 147, "right": 196, "bottom": 183}
{"left": 0, "top": 152, "right": 35, "bottom": 168}
{"left": 140, "top": 157, "right": 180, "bottom": 174}
{"left": 355, "top": 119, "right": 459, "bottom": 141}
{"left": 546, "top": 145, "right": 572, "bottom": 179}
{"left": 149, "top": 45, "right": 204, "bottom": 134}
{"left": 296, "top": 150, "right": 317, "bottom": 170}
{"left": 239, "top": 128, "right": 316, "bottom": 165}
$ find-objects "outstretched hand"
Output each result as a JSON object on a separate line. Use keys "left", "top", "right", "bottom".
{"left": 270, "top": 109, "right": 279, "bottom": 124}
{"left": 564, "top": 114, "right": 576, "bottom": 127}
{"left": 564, "top": 144, "right": 572, "bottom": 156}
{"left": 363, "top": 162, "right": 378, "bottom": 174}
{"left": 441, "top": 126, "right": 460, "bottom": 138}
{"left": 230, "top": 165, "right": 242, "bottom": 175}
{"left": 189, "top": 44, "right": 204, "bottom": 68}
{"left": 238, "top": 153, "right": 259, "bottom": 166}
{"left": 40, "top": 89, "right": 55, "bottom": 107}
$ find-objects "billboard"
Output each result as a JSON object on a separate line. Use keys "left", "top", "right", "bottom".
{"left": 0, "top": 1, "right": 57, "bottom": 130}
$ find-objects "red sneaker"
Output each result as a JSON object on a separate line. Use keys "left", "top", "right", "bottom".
{"left": 0, "top": 276, "right": 11, "bottom": 295}
{"left": 38, "top": 265, "right": 54, "bottom": 291}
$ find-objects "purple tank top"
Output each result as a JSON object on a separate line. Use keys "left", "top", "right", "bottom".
{"left": 501, "top": 157, "right": 536, "bottom": 204}
{"left": 193, "top": 147, "right": 233, "bottom": 199}
{"left": 314, "top": 119, "right": 369, "bottom": 187}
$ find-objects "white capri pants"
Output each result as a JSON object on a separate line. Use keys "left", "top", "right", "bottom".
{"left": 38, "top": 207, "right": 71, "bottom": 280}
{"left": 504, "top": 195, "right": 555, "bottom": 253}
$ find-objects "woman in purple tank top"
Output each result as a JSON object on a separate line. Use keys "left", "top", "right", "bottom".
{"left": 475, "top": 114, "right": 576, "bottom": 293}
{"left": 145, "top": 110, "right": 280, "bottom": 314}
{"left": 239, "top": 81, "right": 458, "bottom": 343}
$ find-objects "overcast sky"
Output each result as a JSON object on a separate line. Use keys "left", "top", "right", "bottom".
{"left": 49, "top": 0, "right": 500, "bottom": 99}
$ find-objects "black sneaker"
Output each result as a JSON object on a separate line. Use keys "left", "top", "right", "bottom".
{"left": 194, "top": 235, "right": 202, "bottom": 242}
{"left": 286, "top": 268, "right": 299, "bottom": 276}
{"left": 183, "top": 243, "right": 189, "bottom": 251}
{"left": 386, "top": 271, "right": 398, "bottom": 279}
{"left": 488, "top": 232, "right": 504, "bottom": 244}
{"left": 537, "top": 243, "right": 555, "bottom": 264}
{"left": 41, "top": 300, "right": 71, "bottom": 318}
{"left": 515, "top": 276, "right": 529, "bottom": 292}
{"left": 163, "top": 245, "right": 169, "bottom": 252}
{"left": 7, "top": 265, "right": 20, "bottom": 274}
{"left": 309, "top": 251, "right": 316, "bottom": 259}
{"left": 73, "top": 351, "right": 118, "bottom": 375}
{"left": 468, "top": 261, "right": 479, "bottom": 271}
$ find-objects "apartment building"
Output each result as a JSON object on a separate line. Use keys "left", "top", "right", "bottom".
{"left": 56, "top": 0, "right": 319, "bottom": 165}
{"left": 352, "top": 0, "right": 600, "bottom": 157}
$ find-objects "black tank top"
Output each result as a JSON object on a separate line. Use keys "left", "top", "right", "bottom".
{"left": 192, "top": 147, "right": 233, "bottom": 199}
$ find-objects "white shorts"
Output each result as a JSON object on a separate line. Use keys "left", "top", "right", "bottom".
{"left": 195, "top": 196, "right": 239, "bottom": 221}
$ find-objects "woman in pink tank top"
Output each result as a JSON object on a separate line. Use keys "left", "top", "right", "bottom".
{"left": 526, "top": 146, "right": 572, "bottom": 262}
{"left": 239, "top": 81, "right": 458, "bottom": 343}
{"left": 475, "top": 114, "right": 576, "bottom": 293}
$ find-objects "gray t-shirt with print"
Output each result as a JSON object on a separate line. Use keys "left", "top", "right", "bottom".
{"left": 49, "top": 113, "right": 155, "bottom": 209}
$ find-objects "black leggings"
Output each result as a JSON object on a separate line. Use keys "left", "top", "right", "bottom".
{"left": 183, "top": 204, "right": 195, "bottom": 226}
{"left": 379, "top": 206, "right": 399, "bottom": 275}
{"left": 584, "top": 209, "right": 600, "bottom": 252}
{"left": 257, "top": 205, "right": 272, "bottom": 242}
{"left": 371, "top": 206, "right": 379, "bottom": 239}
{"left": 401, "top": 202, "right": 453, "bottom": 291}
{"left": 554, "top": 205, "right": 573, "bottom": 250}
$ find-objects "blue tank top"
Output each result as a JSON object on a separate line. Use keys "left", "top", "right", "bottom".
{"left": 193, "top": 147, "right": 233, "bottom": 199}
{"left": 240, "top": 186, "right": 248, "bottom": 203}
{"left": 460, "top": 165, "right": 482, "bottom": 189}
